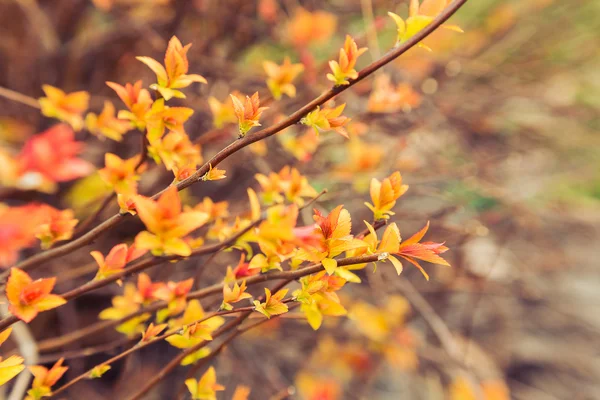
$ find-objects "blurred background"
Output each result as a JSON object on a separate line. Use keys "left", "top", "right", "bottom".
{"left": 1, "top": 0, "right": 599, "bottom": 399}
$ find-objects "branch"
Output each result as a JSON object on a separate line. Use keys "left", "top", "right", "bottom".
{"left": 70, "top": 193, "right": 116, "bottom": 239}
{"left": 127, "top": 312, "right": 252, "bottom": 400}
{"left": 0, "top": 86, "right": 40, "bottom": 109}
{"left": 36, "top": 242, "right": 382, "bottom": 354}
{"left": 48, "top": 303, "right": 264, "bottom": 398}
{"left": 0, "top": 220, "right": 259, "bottom": 331}
{"left": 126, "top": 279, "right": 293, "bottom": 400}
{"left": 9, "top": 0, "right": 467, "bottom": 277}
{"left": 29, "top": 190, "right": 328, "bottom": 352}
{"left": 176, "top": 303, "right": 301, "bottom": 400}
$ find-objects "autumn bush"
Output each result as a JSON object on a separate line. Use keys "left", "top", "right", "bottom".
{"left": 0, "top": 1, "right": 522, "bottom": 399}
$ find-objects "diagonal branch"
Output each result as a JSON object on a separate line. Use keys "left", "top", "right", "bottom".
{"left": 8, "top": 0, "right": 468, "bottom": 278}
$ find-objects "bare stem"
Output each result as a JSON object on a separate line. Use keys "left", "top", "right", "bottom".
{"left": 0, "top": 85, "right": 41, "bottom": 109}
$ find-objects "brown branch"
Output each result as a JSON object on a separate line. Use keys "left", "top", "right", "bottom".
{"left": 9, "top": 0, "right": 467, "bottom": 279}
{"left": 126, "top": 279, "right": 293, "bottom": 400}
{"left": 176, "top": 303, "right": 301, "bottom": 400}
{"left": 126, "top": 312, "right": 252, "bottom": 400}
{"left": 36, "top": 252, "right": 381, "bottom": 356}
{"left": 0, "top": 85, "right": 41, "bottom": 109}
{"left": 396, "top": 278, "right": 465, "bottom": 364}
{"left": 71, "top": 193, "right": 116, "bottom": 239}
{"left": 38, "top": 337, "right": 134, "bottom": 364}
{"left": 0, "top": 220, "right": 260, "bottom": 331}
{"left": 48, "top": 304, "right": 265, "bottom": 398}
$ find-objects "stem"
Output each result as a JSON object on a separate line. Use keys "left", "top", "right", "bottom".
{"left": 127, "top": 312, "right": 252, "bottom": 400}
{"left": 0, "top": 85, "right": 41, "bottom": 109}
{"left": 48, "top": 304, "right": 264, "bottom": 398}
{"left": 35, "top": 221, "right": 386, "bottom": 354}
{"left": 71, "top": 193, "right": 116, "bottom": 239}
{"left": 126, "top": 280, "right": 293, "bottom": 400}
{"left": 0, "top": 220, "right": 260, "bottom": 331}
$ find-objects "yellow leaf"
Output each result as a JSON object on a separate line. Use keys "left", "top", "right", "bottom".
{"left": 0, "top": 355, "right": 25, "bottom": 386}
{"left": 322, "top": 257, "right": 338, "bottom": 275}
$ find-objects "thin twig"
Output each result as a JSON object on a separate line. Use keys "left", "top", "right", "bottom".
{"left": 129, "top": 280, "right": 294, "bottom": 400}
{"left": 34, "top": 221, "right": 387, "bottom": 354}
{"left": 396, "top": 277, "right": 464, "bottom": 364}
{"left": 0, "top": 220, "right": 261, "bottom": 331}
{"left": 71, "top": 193, "right": 116, "bottom": 239}
{"left": 126, "top": 313, "right": 251, "bottom": 400}
{"left": 48, "top": 304, "right": 266, "bottom": 398}
{"left": 0, "top": 86, "right": 40, "bottom": 109}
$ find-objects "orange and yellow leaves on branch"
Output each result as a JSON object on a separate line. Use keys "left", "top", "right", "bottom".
{"left": 0, "top": 328, "right": 25, "bottom": 387}
{"left": 35, "top": 205, "right": 78, "bottom": 249}
{"left": 153, "top": 277, "right": 194, "bottom": 318}
{"left": 166, "top": 321, "right": 212, "bottom": 351}
{"left": 221, "top": 280, "right": 252, "bottom": 310}
{"left": 0, "top": 204, "right": 72, "bottom": 267}
{"left": 98, "top": 153, "right": 144, "bottom": 197}
{"left": 39, "top": 85, "right": 89, "bottom": 131}
{"left": 167, "top": 301, "right": 224, "bottom": 365}
{"left": 149, "top": 130, "right": 202, "bottom": 173}
{"left": 365, "top": 171, "right": 409, "bottom": 220}
{"left": 302, "top": 104, "right": 350, "bottom": 138}
{"left": 347, "top": 222, "right": 403, "bottom": 277}
{"left": 134, "top": 186, "right": 209, "bottom": 257}
{"left": 168, "top": 300, "right": 224, "bottom": 333}
{"left": 388, "top": 0, "right": 463, "bottom": 51}
{"left": 207, "top": 95, "right": 238, "bottom": 129}
{"left": 254, "top": 288, "right": 289, "bottom": 318}
{"left": 327, "top": 35, "right": 367, "bottom": 86}
{"left": 264, "top": 57, "right": 304, "bottom": 99}
{"left": 368, "top": 74, "right": 422, "bottom": 113}
{"left": 99, "top": 283, "right": 151, "bottom": 336}
{"left": 202, "top": 164, "right": 227, "bottom": 181}
{"left": 137, "top": 36, "right": 207, "bottom": 100}
{"left": 225, "top": 254, "right": 260, "bottom": 281}
{"left": 350, "top": 219, "right": 449, "bottom": 280}
{"left": 187, "top": 197, "right": 229, "bottom": 222}
{"left": 293, "top": 271, "right": 347, "bottom": 330}
{"left": 185, "top": 367, "right": 224, "bottom": 400}
{"left": 285, "top": 7, "right": 337, "bottom": 48}
{"left": 145, "top": 98, "right": 194, "bottom": 143}
{"left": 143, "top": 99, "right": 201, "bottom": 173}
{"left": 85, "top": 100, "right": 132, "bottom": 141}
{"left": 88, "top": 365, "right": 111, "bottom": 379}
{"left": 6, "top": 268, "right": 66, "bottom": 323}
{"left": 91, "top": 243, "right": 146, "bottom": 281}
{"left": 244, "top": 204, "right": 300, "bottom": 273}
{"left": 25, "top": 358, "right": 68, "bottom": 400}
{"left": 231, "top": 92, "right": 268, "bottom": 137}
{"left": 395, "top": 221, "right": 450, "bottom": 280}
{"left": 255, "top": 166, "right": 318, "bottom": 206}
{"left": 296, "top": 205, "right": 366, "bottom": 275}
{"left": 106, "top": 80, "right": 153, "bottom": 130}
{"left": 7, "top": 124, "right": 94, "bottom": 193}
{"left": 140, "top": 322, "right": 167, "bottom": 343}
